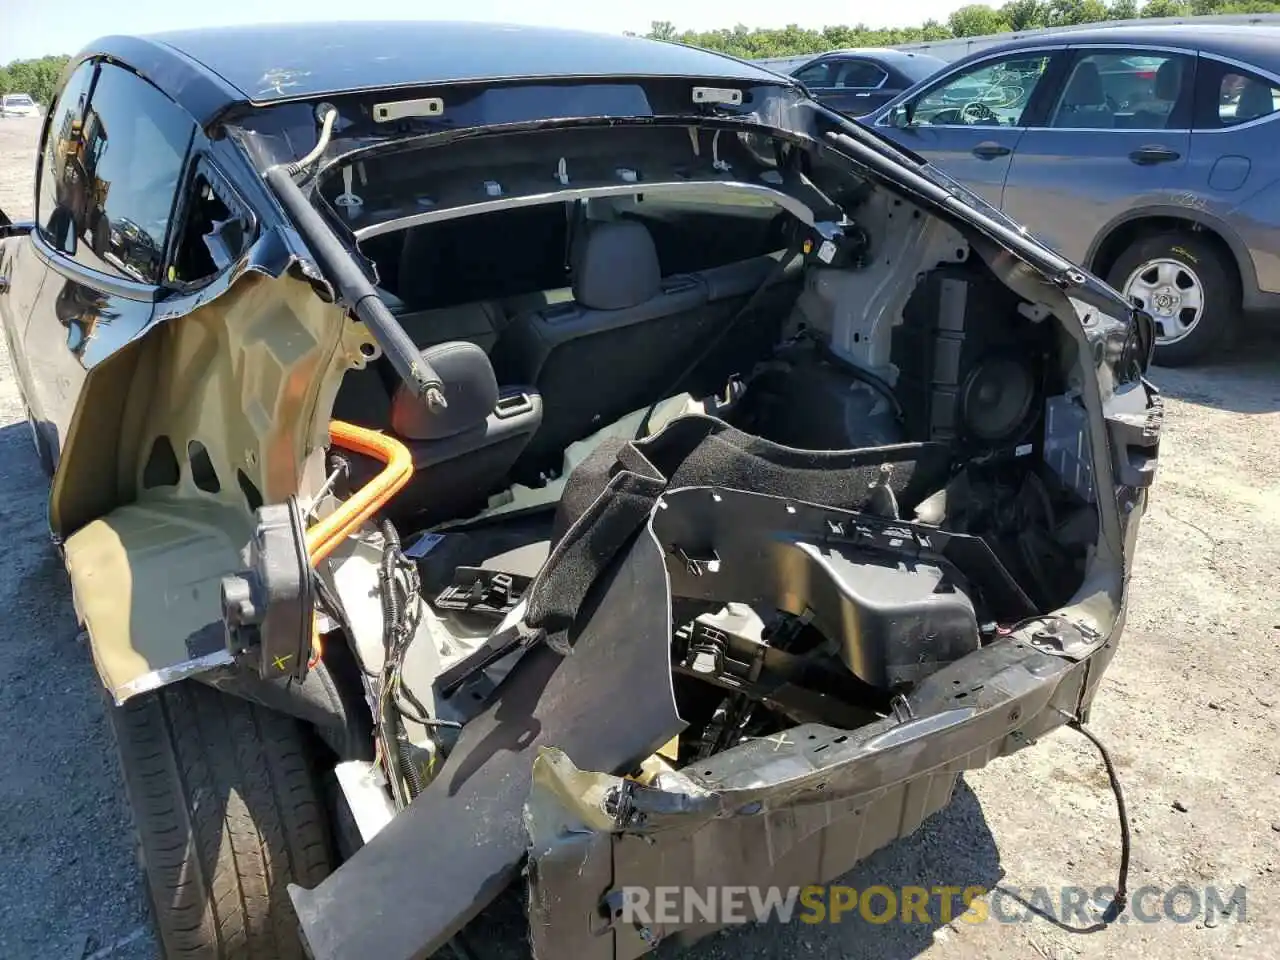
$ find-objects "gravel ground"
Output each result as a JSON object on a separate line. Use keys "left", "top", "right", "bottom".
{"left": 2, "top": 113, "right": 1277, "bottom": 960}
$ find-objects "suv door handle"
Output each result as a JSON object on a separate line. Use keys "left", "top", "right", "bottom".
{"left": 1129, "top": 146, "right": 1180, "bottom": 165}
{"left": 972, "top": 141, "right": 1012, "bottom": 159}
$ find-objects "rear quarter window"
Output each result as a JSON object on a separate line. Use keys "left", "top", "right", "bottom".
{"left": 37, "top": 62, "right": 195, "bottom": 285}
{"left": 1194, "top": 59, "right": 1280, "bottom": 129}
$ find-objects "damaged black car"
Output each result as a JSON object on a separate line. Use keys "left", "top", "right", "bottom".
{"left": 0, "top": 20, "right": 1162, "bottom": 960}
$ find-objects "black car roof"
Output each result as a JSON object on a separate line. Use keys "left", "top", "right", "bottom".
{"left": 954, "top": 23, "right": 1280, "bottom": 73}
{"left": 80, "top": 21, "right": 794, "bottom": 124}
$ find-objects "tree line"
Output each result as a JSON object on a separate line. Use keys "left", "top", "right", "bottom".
{"left": 0, "top": 55, "right": 70, "bottom": 105}
{"left": 644, "top": 0, "right": 1280, "bottom": 58}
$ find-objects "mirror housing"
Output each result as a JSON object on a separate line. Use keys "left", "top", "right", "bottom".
{"left": 1129, "top": 306, "right": 1157, "bottom": 374}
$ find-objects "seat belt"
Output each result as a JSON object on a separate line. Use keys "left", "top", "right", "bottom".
{"left": 634, "top": 237, "right": 805, "bottom": 439}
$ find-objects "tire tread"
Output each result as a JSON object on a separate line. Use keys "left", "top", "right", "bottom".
{"left": 110, "top": 682, "right": 333, "bottom": 959}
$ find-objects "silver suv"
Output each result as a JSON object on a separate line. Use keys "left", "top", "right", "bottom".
{"left": 870, "top": 24, "right": 1280, "bottom": 365}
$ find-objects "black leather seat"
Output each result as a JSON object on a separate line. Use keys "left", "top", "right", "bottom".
{"left": 342, "top": 341, "right": 542, "bottom": 526}
{"left": 1129, "top": 59, "right": 1183, "bottom": 128}
{"left": 331, "top": 301, "right": 507, "bottom": 430}
{"left": 396, "top": 204, "right": 571, "bottom": 310}
{"left": 489, "top": 219, "right": 709, "bottom": 468}
{"left": 489, "top": 221, "right": 800, "bottom": 474}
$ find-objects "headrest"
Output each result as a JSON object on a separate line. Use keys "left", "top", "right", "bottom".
{"left": 1063, "top": 62, "right": 1104, "bottom": 106}
{"left": 390, "top": 341, "right": 498, "bottom": 441}
{"left": 570, "top": 220, "right": 661, "bottom": 310}
{"left": 1155, "top": 59, "right": 1181, "bottom": 101}
{"left": 1235, "top": 78, "right": 1275, "bottom": 121}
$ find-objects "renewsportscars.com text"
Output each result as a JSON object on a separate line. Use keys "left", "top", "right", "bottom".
{"left": 619, "top": 883, "right": 1247, "bottom": 926}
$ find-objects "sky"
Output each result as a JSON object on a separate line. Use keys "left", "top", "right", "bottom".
{"left": 0, "top": 0, "right": 966, "bottom": 64}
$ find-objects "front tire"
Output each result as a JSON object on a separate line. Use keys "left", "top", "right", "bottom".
{"left": 109, "top": 682, "right": 333, "bottom": 959}
{"left": 1106, "top": 230, "right": 1238, "bottom": 367}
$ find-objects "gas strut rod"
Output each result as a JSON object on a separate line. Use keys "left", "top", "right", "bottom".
{"left": 266, "top": 164, "right": 448, "bottom": 412}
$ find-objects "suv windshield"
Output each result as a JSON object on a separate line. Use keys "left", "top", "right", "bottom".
{"left": 3, "top": 95, "right": 34, "bottom": 105}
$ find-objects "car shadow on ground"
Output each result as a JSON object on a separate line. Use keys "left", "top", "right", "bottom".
{"left": 1148, "top": 327, "right": 1280, "bottom": 415}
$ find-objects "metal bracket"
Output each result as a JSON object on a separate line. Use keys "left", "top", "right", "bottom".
{"left": 373, "top": 97, "right": 445, "bottom": 122}
{"left": 692, "top": 86, "right": 744, "bottom": 106}
{"left": 673, "top": 546, "right": 721, "bottom": 577}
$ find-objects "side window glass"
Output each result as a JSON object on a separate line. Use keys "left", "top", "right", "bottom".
{"left": 836, "top": 61, "right": 888, "bottom": 89}
{"left": 1197, "top": 61, "right": 1280, "bottom": 128}
{"left": 794, "top": 59, "right": 834, "bottom": 87}
{"left": 1050, "top": 52, "right": 1193, "bottom": 131}
{"left": 37, "top": 62, "right": 96, "bottom": 253}
{"left": 912, "top": 54, "right": 1053, "bottom": 127}
{"left": 66, "top": 64, "right": 195, "bottom": 284}
{"left": 168, "top": 164, "right": 256, "bottom": 288}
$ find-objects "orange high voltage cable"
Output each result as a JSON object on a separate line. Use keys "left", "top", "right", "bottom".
{"left": 304, "top": 420, "right": 415, "bottom": 666}
{"left": 306, "top": 420, "right": 414, "bottom": 565}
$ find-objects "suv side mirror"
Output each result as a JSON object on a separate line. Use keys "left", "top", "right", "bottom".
{"left": 887, "top": 103, "right": 915, "bottom": 129}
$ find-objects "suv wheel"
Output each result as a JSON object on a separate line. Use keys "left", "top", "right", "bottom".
{"left": 109, "top": 681, "right": 333, "bottom": 959}
{"left": 1106, "top": 231, "right": 1238, "bottom": 367}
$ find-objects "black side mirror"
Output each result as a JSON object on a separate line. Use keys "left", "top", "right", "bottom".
{"left": 1122, "top": 303, "right": 1156, "bottom": 376}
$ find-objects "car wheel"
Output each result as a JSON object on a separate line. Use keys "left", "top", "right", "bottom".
{"left": 1106, "top": 231, "right": 1238, "bottom": 367}
{"left": 108, "top": 681, "right": 333, "bottom": 959}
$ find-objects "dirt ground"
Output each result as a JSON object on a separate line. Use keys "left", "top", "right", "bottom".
{"left": 1, "top": 113, "right": 1277, "bottom": 960}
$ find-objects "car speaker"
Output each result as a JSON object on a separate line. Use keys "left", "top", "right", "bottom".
{"left": 960, "top": 355, "right": 1037, "bottom": 443}
{"left": 892, "top": 267, "right": 1049, "bottom": 449}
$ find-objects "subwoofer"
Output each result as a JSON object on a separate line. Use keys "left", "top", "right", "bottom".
{"left": 959, "top": 354, "right": 1038, "bottom": 442}
{"left": 892, "top": 267, "right": 1047, "bottom": 449}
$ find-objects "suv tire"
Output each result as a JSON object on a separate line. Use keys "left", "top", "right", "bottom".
{"left": 1106, "top": 230, "right": 1238, "bottom": 367}
{"left": 109, "top": 681, "right": 333, "bottom": 959}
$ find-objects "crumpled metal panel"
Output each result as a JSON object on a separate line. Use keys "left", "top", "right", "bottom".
{"left": 289, "top": 532, "right": 685, "bottom": 960}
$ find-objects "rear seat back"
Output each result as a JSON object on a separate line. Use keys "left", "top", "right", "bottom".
{"left": 688, "top": 250, "right": 802, "bottom": 390}
{"left": 489, "top": 220, "right": 714, "bottom": 470}
{"left": 491, "top": 223, "right": 803, "bottom": 475}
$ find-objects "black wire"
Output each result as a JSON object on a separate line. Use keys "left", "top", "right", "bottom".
{"left": 811, "top": 336, "right": 904, "bottom": 419}
{"left": 312, "top": 566, "right": 381, "bottom": 680}
{"left": 1066, "top": 716, "right": 1131, "bottom": 919}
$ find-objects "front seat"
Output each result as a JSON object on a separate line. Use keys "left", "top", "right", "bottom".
{"left": 1130, "top": 58, "right": 1183, "bottom": 128}
{"left": 1053, "top": 61, "right": 1114, "bottom": 128}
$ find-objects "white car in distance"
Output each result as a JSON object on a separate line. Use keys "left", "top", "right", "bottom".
{"left": 0, "top": 94, "right": 40, "bottom": 118}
